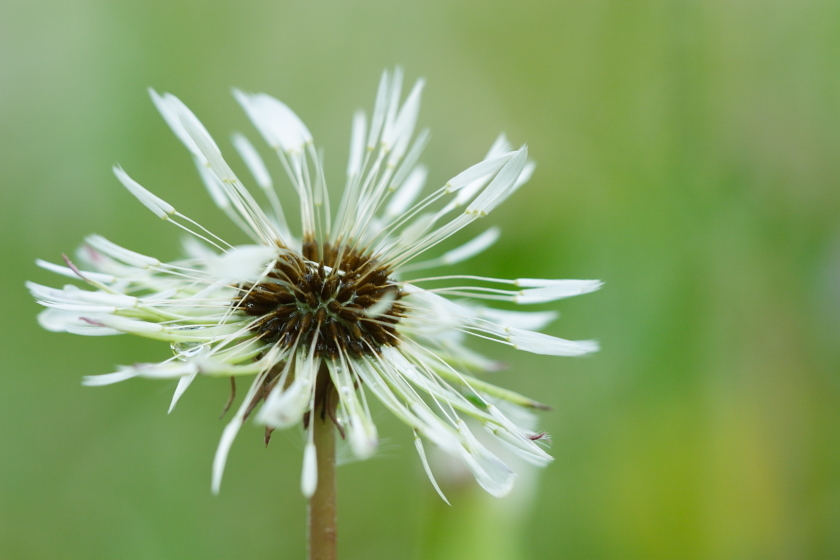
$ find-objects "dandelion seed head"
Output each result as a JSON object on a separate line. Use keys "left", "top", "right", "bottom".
{"left": 30, "top": 68, "right": 601, "bottom": 500}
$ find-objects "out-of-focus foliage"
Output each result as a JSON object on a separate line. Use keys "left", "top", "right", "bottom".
{"left": 2, "top": 1, "right": 839, "bottom": 559}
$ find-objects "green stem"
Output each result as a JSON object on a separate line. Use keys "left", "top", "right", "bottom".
{"left": 308, "top": 409, "right": 337, "bottom": 560}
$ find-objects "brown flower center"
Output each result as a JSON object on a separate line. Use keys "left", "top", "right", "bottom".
{"left": 236, "top": 239, "right": 404, "bottom": 359}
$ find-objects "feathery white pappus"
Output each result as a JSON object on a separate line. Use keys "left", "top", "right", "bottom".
{"left": 30, "top": 68, "right": 601, "bottom": 501}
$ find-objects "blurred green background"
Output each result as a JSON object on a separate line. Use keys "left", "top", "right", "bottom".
{"left": 3, "top": 1, "right": 840, "bottom": 558}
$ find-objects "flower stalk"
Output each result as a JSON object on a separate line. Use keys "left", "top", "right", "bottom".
{"left": 308, "top": 371, "right": 338, "bottom": 560}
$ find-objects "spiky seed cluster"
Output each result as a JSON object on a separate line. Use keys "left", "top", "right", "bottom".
{"left": 238, "top": 240, "right": 404, "bottom": 359}
{"left": 30, "top": 68, "right": 603, "bottom": 501}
